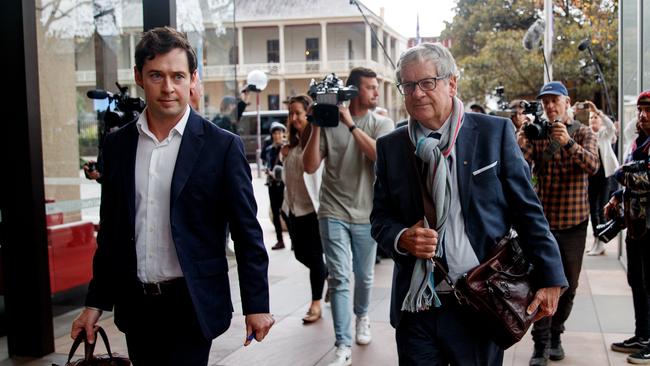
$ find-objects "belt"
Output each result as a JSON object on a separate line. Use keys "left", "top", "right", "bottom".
{"left": 138, "top": 278, "right": 185, "bottom": 296}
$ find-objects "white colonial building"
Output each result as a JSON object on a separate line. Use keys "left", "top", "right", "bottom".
{"left": 74, "top": 0, "right": 408, "bottom": 121}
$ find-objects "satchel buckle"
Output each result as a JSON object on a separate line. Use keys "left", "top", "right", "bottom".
{"left": 142, "top": 282, "right": 162, "bottom": 296}
{"left": 453, "top": 289, "right": 468, "bottom": 305}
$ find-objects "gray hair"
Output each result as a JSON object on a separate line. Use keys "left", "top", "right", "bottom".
{"left": 395, "top": 43, "right": 459, "bottom": 84}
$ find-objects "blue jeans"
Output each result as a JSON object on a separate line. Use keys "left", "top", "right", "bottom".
{"left": 319, "top": 218, "right": 377, "bottom": 347}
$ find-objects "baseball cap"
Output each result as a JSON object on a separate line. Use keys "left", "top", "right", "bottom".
{"left": 536, "top": 81, "right": 568, "bottom": 99}
{"left": 269, "top": 122, "right": 286, "bottom": 133}
{"left": 637, "top": 90, "right": 650, "bottom": 106}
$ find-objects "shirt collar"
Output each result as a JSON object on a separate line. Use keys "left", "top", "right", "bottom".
{"left": 416, "top": 114, "right": 452, "bottom": 138}
{"left": 136, "top": 105, "right": 191, "bottom": 141}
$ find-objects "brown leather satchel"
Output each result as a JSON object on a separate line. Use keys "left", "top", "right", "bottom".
{"left": 434, "top": 233, "right": 538, "bottom": 349}
{"left": 55, "top": 327, "right": 131, "bottom": 366}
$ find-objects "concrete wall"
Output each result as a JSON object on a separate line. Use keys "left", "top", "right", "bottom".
{"left": 284, "top": 25, "right": 321, "bottom": 62}
{"left": 327, "top": 23, "right": 365, "bottom": 61}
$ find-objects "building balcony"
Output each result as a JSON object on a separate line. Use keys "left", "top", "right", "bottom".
{"left": 75, "top": 59, "right": 393, "bottom": 86}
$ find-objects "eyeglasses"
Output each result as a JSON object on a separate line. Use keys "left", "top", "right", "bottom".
{"left": 396, "top": 75, "right": 449, "bottom": 95}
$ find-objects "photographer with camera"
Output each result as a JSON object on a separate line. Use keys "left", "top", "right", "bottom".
{"left": 303, "top": 67, "right": 394, "bottom": 366}
{"left": 606, "top": 90, "right": 650, "bottom": 364}
{"left": 517, "top": 81, "right": 599, "bottom": 365}
{"left": 84, "top": 83, "right": 146, "bottom": 182}
{"left": 264, "top": 122, "right": 288, "bottom": 250}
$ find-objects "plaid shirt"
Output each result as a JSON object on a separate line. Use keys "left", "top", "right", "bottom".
{"left": 518, "top": 121, "right": 599, "bottom": 230}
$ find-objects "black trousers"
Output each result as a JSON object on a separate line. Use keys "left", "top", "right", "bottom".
{"left": 268, "top": 183, "right": 285, "bottom": 243}
{"left": 395, "top": 295, "right": 503, "bottom": 366}
{"left": 629, "top": 231, "right": 650, "bottom": 338}
{"left": 532, "top": 220, "right": 588, "bottom": 344}
{"left": 124, "top": 280, "right": 212, "bottom": 366}
{"left": 588, "top": 169, "right": 609, "bottom": 235}
{"left": 287, "top": 212, "right": 327, "bottom": 301}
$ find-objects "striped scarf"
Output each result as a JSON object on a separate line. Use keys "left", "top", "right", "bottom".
{"left": 401, "top": 96, "right": 464, "bottom": 312}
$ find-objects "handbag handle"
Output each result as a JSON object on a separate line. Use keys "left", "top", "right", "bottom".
{"left": 66, "top": 326, "right": 115, "bottom": 364}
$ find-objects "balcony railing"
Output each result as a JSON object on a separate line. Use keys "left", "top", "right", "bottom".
{"left": 76, "top": 60, "right": 393, "bottom": 85}
{"left": 76, "top": 69, "right": 135, "bottom": 86}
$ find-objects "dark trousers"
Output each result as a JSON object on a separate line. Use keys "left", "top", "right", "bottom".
{"left": 629, "top": 232, "right": 650, "bottom": 338}
{"left": 268, "top": 183, "right": 285, "bottom": 243}
{"left": 588, "top": 170, "right": 609, "bottom": 235}
{"left": 532, "top": 220, "right": 588, "bottom": 344}
{"left": 287, "top": 212, "right": 327, "bottom": 301}
{"left": 124, "top": 280, "right": 212, "bottom": 366}
{"left": 395, "top": 295, "right": 503, "bottom": 365}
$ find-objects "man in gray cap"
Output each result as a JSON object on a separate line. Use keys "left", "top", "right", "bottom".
{"left": 518, "top": 81, "right": 599, "bottom": 365}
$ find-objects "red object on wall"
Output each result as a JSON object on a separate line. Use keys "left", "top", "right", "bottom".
{"left": 46, "top": 221, "right": 96, "bottom": 293}
{"left": 0, "top": 220, "right": 96, "bottom": 295}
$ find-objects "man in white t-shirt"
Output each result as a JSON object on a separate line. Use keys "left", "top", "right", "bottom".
{"left": 304, "top": 67, "right": 394, "bottom": 366}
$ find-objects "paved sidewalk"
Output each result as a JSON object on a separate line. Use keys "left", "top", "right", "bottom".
{"left": 1, "top": 174, "right": 636, "bottom": 365}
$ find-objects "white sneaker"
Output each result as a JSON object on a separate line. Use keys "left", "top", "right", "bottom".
{"left": 588, "top": 240, "right": 606, "bottom": 256}
{"left": 327, "top": 345, "right": 352, "bottom": 366}
{"left": 355, "top": 315, "right": 372, "bottom": 345}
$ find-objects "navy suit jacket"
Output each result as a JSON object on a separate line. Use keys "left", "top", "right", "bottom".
{"left": 371, "top": 112, "right": 568, "bottom": 328}
{"left": 85, "top": 109, "right": 269, "bottom": 340}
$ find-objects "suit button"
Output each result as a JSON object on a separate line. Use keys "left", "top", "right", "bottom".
{"left": 463, "top": 161, "right": 468, "bottom": 165}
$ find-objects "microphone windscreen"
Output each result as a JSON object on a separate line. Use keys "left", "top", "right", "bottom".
{"left": 87, "top": 90, "right": 110, "bottom": 99}
{"left": 523, "top": 19, "right": 545, "bottom": 51}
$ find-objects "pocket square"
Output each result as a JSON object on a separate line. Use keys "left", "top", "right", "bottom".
{"left": 472, "top": 161, "right": 498, "bottom": 176}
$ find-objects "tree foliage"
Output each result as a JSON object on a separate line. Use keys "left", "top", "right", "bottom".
{"left": 441, "top": 0, "right": 618, "bottom": 113}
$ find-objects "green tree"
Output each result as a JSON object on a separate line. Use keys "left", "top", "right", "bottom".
{"left": 442, "top": 0, "right": 618, "bottom": 114}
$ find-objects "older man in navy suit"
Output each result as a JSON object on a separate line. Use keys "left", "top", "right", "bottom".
{"left": 70, "top": 27, "right": 274, "bottom": 365}
{"left": 370, "top": 43, "right": 567, "bottom": 365}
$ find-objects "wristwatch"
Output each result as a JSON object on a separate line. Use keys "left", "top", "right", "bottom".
{"left": 563, "top": 139, "right": 575, "bottom": 150}
{"left": 349, "top": 124, "right": 357, "bottom": 133}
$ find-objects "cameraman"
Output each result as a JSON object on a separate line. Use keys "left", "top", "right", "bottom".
{"left": 517, "top": 81, "right": 599, "bottom": 365}
{"left": 606, "top": 90, "right": 650, "bottom": 364}
{"left": 303, "top": 67, "right": 394, "bottom": 366}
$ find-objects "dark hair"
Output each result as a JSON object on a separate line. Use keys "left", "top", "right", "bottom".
{"left": 345, "top": 67, "right": 377, "bottom": 88}
{"left": 469, "top": 104, "right": 486, "bottom": 114}
{"left": 286, "top": 94, "right": 313, "bottom": 149}
{"left": 135, "top": 26, "right": 197, "bottom": 74}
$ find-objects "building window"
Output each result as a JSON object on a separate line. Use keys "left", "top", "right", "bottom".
{"left": 229, "top": 45, "right": 238, "bottom": 64}
{"left": 305, "top": 38, "right": 319, "bottom": 61}
{"left": 268, "top": 94, "right": 280, "bottom": 110}
{"left": 267, "top": 39, "right": 279, "bottom": 63}
{"left": 348, "top": 39, "right": 354, "bottom": 60}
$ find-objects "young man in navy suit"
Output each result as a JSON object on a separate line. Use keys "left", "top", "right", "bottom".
{"left": 370, "top": 42, "right": 567, "bottom": 365}
{"left": 70, "top": 27, "right": 273, "bottom": 365}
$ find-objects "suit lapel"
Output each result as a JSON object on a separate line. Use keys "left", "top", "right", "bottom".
{"left": 123, "top": 123, "right": 139, "bottom": 234}
{"left": 170, "top": 110, "right": 205, "bottom": 205}
{"left": 456, "top": 115, "right": 478, "bottom": 223}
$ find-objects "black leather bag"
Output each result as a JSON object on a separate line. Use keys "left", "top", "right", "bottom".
{"left": 54, "top": 327, "right": 130, "bottom": 366}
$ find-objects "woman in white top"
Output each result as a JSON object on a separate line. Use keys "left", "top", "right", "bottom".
{"left": 583, "top": 100, "right": 619, "bottom": 255}
{"left": 281, "top": 95, "right": 328, "bottom": 324}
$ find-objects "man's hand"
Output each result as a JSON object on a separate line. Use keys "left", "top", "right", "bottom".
{"left": 397, "top": 220, "right": 438, "bottom": 259}
{"left": 244, "top": 313, "right": 275, "bottom": 346}
{"left": 338, "top": 105, "right": 354, "bottom": 128}
{"left": 604, "top": 196, "right": 621, "bottom": 220}
{"left": 527, "top": 286, "right": 562, "bottom": 321}
{"left": 83, "top": 161, "right": 101, "bottom": 181}
{"left": 550, "top": 122, "right": 570, "bottom": 146}
{"left": 71, "top": 308, "right": 102, "bottom": 343}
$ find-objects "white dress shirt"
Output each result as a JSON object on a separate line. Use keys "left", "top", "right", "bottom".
{"left": 134, "top": 106, "right": 190, "bottom": 283}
